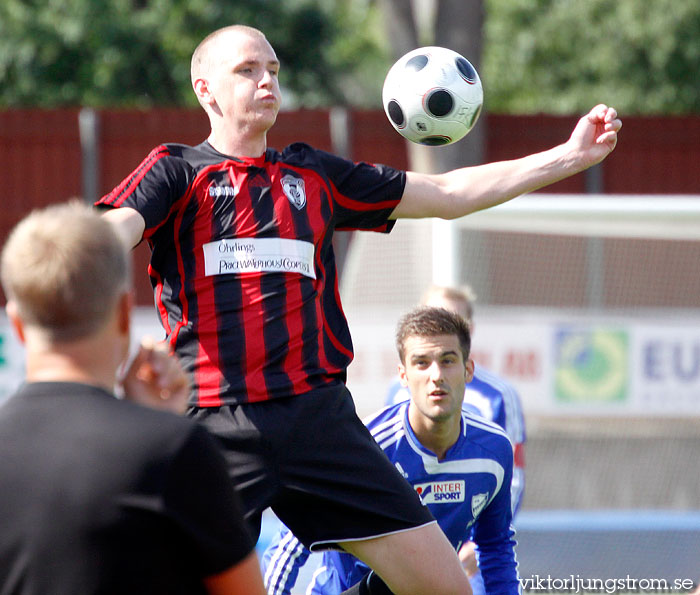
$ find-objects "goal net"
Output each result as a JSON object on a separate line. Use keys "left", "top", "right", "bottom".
{"left": 339, "top": 194, "right": 700, "bottom": 582}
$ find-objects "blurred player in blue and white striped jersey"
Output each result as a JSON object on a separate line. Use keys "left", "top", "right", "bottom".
{"left": 263, "top": 306, "right": 519, "bottom": 595}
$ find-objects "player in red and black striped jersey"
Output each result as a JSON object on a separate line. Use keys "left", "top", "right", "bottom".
{"left": 99, "top": 140, "right": 403, "bottom": 407}
{"left": 99, "top": 24, "right": 621, "bottom": 595}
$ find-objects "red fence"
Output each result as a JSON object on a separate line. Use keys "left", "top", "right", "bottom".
{"left": 1, "top": 108, "right": 699, "bottom": 304}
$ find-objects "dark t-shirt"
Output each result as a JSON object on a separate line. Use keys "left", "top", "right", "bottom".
{"left": 0, "top": 382, "right": 254, "bottom": 594}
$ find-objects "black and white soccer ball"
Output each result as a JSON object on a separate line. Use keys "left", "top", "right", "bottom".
{"left": 382, "top": 46, "right": 483, "bottom": 146}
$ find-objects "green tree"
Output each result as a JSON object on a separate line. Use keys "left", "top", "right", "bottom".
{"left": 483, "top": 0, "right": 700, "bottom": 115}
{"left": 1, "top": 0, "right": 698, "bottom": 114}
{"left": 0, "top": 0, "right": 386, "bottom": 108}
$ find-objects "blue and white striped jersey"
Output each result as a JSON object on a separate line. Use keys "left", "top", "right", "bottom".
{"left": 262, "top": 401, "right": 519, "bottom": 595}
{"left": 386, "top": 362, "right": 526, "bottom": 517}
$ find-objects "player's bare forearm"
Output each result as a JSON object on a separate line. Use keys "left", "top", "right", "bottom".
{"left": 101, "top": 207, "right": 146, "bottom": 250}
{"left": 391, "top": 105, "right": 621, "bottom": 220}
{"left": 394, "top": 143, "right": 573, "bottom": 219}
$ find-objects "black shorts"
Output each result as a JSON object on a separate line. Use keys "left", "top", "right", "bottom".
{"left": 188, "top": 382, "right": 435, "bottom": 551}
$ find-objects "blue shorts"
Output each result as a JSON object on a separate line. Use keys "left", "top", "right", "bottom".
{"left": 188, "top": 381, "right": 435, "bottom": 550}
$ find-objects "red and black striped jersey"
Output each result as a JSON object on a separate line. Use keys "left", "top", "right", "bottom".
{"left": 97, "top": 141, "right": 405, "bottom": 406}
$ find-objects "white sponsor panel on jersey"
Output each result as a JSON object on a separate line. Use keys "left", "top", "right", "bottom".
{"left": 414, "top": 480, "right": 465, "bottom": 504}
{"left": 202, "top": 237, "right": 316, "bottom": 279}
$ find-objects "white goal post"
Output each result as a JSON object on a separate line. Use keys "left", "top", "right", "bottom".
{"left": 432, "top": 194, "right": 700, "bottom": 287}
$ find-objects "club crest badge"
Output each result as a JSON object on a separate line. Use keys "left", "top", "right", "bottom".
{"left": 471, "top": 492, "right": 489, "bottom": 518}
{"left": 282, "top": 175, "right": 306, "bottom": 210}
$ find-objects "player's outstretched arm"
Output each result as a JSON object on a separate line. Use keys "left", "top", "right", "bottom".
{"left": 391, "top": 104, "right": 622, "bottom": 220}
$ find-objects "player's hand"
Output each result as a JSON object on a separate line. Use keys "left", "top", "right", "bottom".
{"left": 118, "top": 336, "right": 190, "bottom": 414}
{"left": 458, "top": 541, "right": 479, "bottom": 578}
{"left": 566, "top": 104, "right": 622, "bottom": 169}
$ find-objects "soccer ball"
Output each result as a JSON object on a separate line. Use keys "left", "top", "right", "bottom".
{"left": 382, "top": 46, "right": 483, "bottom": 146}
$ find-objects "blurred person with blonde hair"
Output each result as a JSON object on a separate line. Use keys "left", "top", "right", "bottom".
{"left": 0, "top": 202, "right": 265, "bottom": 595}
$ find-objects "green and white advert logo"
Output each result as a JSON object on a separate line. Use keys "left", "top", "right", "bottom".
{"left": 554, "top": 328, "right": 629, "bottom": 403}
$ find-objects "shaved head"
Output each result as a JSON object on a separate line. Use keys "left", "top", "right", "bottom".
{"left": 189, "top": 24, "right": 281, "bottom": 151}
{"left": 191, "top": 25, "right": 269, "bottom": 86}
